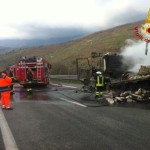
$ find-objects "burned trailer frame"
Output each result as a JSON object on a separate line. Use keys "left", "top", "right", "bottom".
{"left": 111, "top": 65, "right": 150, "bottom": 92}
{"left": 76, "top": 52, "right": 129, "bottom": 93}
{"left": 76, "top": 52, "right": 104, "bottom": 80}
{"left": 111, "top": 76, "right": 150, "bottom": 92}
{"left": 76, "top": 57, "right": 91, "bottom": 80}
{"left": 76, "top": 58, "right": 95, "bottom": 92}
{"left": 76, "top": 52, "right": 129, "bottom": 80}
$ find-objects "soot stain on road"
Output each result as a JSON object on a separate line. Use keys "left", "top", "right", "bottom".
{"left": 12, "top": 86, "right": 53, "bottom": 101}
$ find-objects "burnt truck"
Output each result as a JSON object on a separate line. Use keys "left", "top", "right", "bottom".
{"left": 76, "top": 52, "right": 129, "bottom": 92}
{"left": 77, "top": 52, "right": 150, "bottom": 94}
{"left": 76, "top": 52, "right": 129, "bottom": 80}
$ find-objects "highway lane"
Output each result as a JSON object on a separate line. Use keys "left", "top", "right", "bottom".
{"left": 1, "top": 83, "right": 150, "bottom": 150}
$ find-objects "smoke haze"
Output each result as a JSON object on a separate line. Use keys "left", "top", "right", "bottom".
{"left": 121, "top": 39, "right": 150, "bottom": 72}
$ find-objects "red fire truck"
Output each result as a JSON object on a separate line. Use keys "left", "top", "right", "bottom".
{"left": 9, "top": 56, "right": 51, "bottom": 87}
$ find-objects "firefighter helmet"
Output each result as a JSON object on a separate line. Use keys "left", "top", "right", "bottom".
{"left": 96, "top": 71, "right": 102, "bottom": 75}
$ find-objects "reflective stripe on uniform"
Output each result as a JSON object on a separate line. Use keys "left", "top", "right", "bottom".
{"left": 100, "top": 92, "right": 103, "bottom": 95}
{"left": 96, "top": 75, "right": 104, "bottom": 86}
{"left": 95, "top": 91, "right": 103, "bottom": 95}
{"left": 96, "top": 92, "right": 99, "bottom": 96}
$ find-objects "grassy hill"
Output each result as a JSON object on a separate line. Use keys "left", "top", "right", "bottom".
{"left": 0, "top": 20, "right": 144, "bottom": 74}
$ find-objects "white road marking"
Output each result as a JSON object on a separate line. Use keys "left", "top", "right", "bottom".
{"left": 62, "top": 85, "right": 77, "bottom": 88}
{"left": 61, "top": 98, "right": 87, "bottom": 107}
{"left": 0, "top": 108, "right": 19, "bottom": 150}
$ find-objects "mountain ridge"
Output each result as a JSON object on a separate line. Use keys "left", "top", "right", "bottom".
{"left": 0, "top": 20, "right": 144, "bottom": 73}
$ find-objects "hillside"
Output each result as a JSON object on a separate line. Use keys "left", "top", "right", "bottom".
{"left": 0, "top": 20, "right": 144, "bottom": 74}
{"left": 0, "top": 46, "right": 13, "bottom": 54}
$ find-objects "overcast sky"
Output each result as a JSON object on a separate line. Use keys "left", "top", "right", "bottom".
{"left": 0, "top": 0, "right": 149, "bottom": 39}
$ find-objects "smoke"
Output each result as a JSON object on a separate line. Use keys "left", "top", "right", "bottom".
{"left": 121, "top": 39, "right": 150, "bottom": 73}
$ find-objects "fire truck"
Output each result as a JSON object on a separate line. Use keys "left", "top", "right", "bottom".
{"left": 9, "top": 56, "right": 51, "bottom": 87}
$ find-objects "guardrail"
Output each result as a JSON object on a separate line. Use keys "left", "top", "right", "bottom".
{"left": 50, "top": 75, "right": 78, "bottom": 80}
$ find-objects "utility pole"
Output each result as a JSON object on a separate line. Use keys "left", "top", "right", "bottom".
{"left": 145, "top": 42, "right": 149, "bottom": 55}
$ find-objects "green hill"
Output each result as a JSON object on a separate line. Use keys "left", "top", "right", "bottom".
{"left": 0, "top": 20, "right": 144, "bottom": 74}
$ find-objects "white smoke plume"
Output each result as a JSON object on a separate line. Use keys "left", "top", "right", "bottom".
{"left": 121, "top": 39, "right": 150, "bottom": 73}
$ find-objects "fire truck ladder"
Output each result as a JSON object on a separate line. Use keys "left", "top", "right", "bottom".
{"left": 19, "top": 59, "right": 27, "bottom": 79}
{"left": 37, "top": 63, "right": 42, "bottom": 81}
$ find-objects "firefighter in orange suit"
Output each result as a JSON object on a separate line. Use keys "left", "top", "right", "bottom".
{"left": 0, "top": 71, "right": 13, "bottom": 110}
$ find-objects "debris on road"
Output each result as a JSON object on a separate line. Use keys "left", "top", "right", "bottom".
{"left": 107, "top": 65, "right": 150, "bottom": 104}
{"left": 111, "top": 88, "right": 150, "bottom": 103}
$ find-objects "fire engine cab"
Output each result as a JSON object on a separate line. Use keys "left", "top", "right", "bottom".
{"left": 10, "top": 56, "right": 51, "bottom": 87}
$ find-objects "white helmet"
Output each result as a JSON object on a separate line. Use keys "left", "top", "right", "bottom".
{"left": 96, "top": 71, "right": 101, "bottom": 75}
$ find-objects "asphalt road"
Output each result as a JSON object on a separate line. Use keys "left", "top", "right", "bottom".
{"left": 1, "top": 83, "right": 150, "bottom": 150}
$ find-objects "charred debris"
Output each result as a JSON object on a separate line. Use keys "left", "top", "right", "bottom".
{"left": 112, "top": 66, "right": 150, "bottom": 103}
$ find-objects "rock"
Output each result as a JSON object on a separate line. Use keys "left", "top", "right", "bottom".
{"left": 143, "top": 91, "right": 150, "bottom": 98}
{"left": 106, "top": 98, "right": 114, "bottom": 104}
{"left": 137, "top": 95, "right": 143, "bottom": 101}
{"left": 138, "top": 65, "right": 150, "bottom": 76}
{"left": 120, "top": 91, "right": 131, "bottom": 97}
{"left": 127, "top": 98, "right": 133, "bottom": 103}
{"left": 142, "top": 89, "right": 147, "bottom": 94}
{"left": 135, "top": 88, "right": 142, "bottom": 95}
{"left": 131, "top": 94, "right": 143, "bottom": 101}
{"left": 112, "top": 91, "right": 121, "bottom": 98}
{"left": 126, "top": 95, "right": 132, "bottom": 99}
{"left": 115, "top": 96, "right": 126, "bottom": 102}
{"left": 126, "top": 95, "right": 133, "bottom": 103}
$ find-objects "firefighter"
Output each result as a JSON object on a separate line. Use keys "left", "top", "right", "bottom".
{"left": 94, "top": 71, "right": 105, "bottom": 98}
{"left": 0, "top": 71, "right": 13, "bottom": 110}
{"left": 26, "top": 68, "right": 33, "bottom": 94}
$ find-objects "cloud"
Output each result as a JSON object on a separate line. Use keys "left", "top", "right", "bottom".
{"left": 0, "top": 0, "right": 149, "bottom": 39}
{"left": 109, "top": 8, "right": 146, "bottom": 26}
{"left": 0, "top": 26, "right": 91, "bottom": 47}
{"left": 16, "top": 25, "right": 91, "bottom": 39}
{"left": 121, "top": 40, "right": 150, "bottom": 72}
